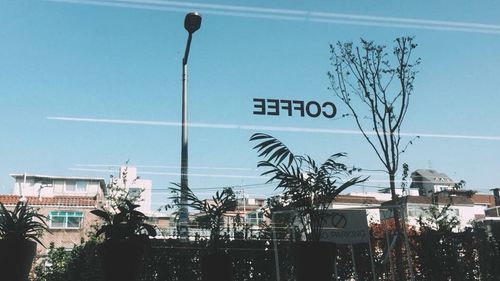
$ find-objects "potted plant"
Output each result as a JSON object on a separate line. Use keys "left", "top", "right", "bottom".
{"left": 250, "top": 133, "right": 367, "bottom": 281}
{"left": 0, "top": 201, "right": 50, "bottom": 281}
{"left": 170, "top": 185, "right": 237, "bottom": 281}
{"left": 91, "top": 200, "right": 157, "bottom": 281}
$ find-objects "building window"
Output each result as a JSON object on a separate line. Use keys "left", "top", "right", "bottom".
{"left": 381, "top": 209, "right": 394, "bottom": 220}
{"left": 128, "top": 187, "right": 142, "bottom": 199}
{"left": 35, "top": 179, "right": 54, "bottom": 187}
{"left": 408, "top": 207, "right": 424, "bottom": 218}
{"left": 65, "top": 180, "right": 87, "bottom": 192}
{"left": 246, "top": 212, "right": 263, "bottom": 225}
{"left": 49, "top": 211, "right": 84, "bottom": 229}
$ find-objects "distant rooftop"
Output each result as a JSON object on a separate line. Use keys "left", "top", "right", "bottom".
{"left": 411, "top": 169, "right": 454, "bottom": 183}
{"left": 0, "top": 195, "right": 98, "bottom": 207}
{"left": 472, "top": 194, "right": 496, "bottom": 206}
{"left": 381, "top": 195, "right": 474, "bottom": 206}
{"left": 10, "top": 173, "right": 106, "bottom": 182}
{"left": 333, "top": 195, "right": 379, "bottom": 205}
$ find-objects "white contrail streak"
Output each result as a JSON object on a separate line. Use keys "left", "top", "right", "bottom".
{"left": 69, "top": 167, "right": 267, "bottom": 179}
{"left": 48, "top": 116, "right": 500, "bottom": 141}
{"left": 74, "top": 163, "right": 389, "bottom": 177}
{"left": 75, "top": 163, "right": 255, "bottom": 171}
{"left": 309, "top": 18, "right": 500, "bottom": 35}
{"left": 41, "top": 0, "right": 500, "bottom": 34}
{"left": 70, "top": 168, "right": 412, "bottom": 185}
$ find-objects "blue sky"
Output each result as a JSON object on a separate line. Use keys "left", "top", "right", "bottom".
{"left": 2, "top": 0, "right": 500, "bottom": 210}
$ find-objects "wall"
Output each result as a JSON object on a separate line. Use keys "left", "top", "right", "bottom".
{"left": 13, "top": 177, "right": 102, "bottom": 197}
{"left": 37, "top": 206, "right": 98, "bottom": 254}
{"left": 114, "top": 166, "right": 153, "bottom": 213}
{"left": 404, "top": 203, "right": 476, "bottom": 231}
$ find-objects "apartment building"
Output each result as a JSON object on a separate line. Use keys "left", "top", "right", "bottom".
{"left": 0, "top": 195, "right": 99, "bottom": 252}
{"left": 2, "top": 174, "right": 107, "bottom": 252}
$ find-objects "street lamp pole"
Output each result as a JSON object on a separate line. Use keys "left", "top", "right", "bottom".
{"left": 179, "top": 12, "right": 202, "bottom": 241}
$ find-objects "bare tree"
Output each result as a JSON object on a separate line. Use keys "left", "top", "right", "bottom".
{"left": 328, "top": 37, "right": 420, "bottom": 280}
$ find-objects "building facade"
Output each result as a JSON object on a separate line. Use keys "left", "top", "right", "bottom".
{"left": 0, "top": 195, "right": 100, "bottom": 253}
{"left": 10, "top": 173, "right": 106, "bottom": 199}
{"left": 410, "top": 169, "right": 455, "bottom": 196}
{"left": 5, "top": 174, "right": 107, "bottom": 252}
{"left": 109, "top": 166, "right": 153, "bottom": 214}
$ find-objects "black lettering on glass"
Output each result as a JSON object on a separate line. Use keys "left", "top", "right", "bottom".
{"left": 253, "top": 98, "right": 266, "bottom": 115}
{"left": 280, "top": 100, "right": 293, "bottom": 116}
{"left": 306, "top": 101, "right": 321, "bottom": 117}
{"left": 267, "top": 99, "right": 279, "bottom": 115}
{"left": 292, "top": 100, "right": 305, "bottom": 117}
{"left": 322, "top": 102, "right": 337, "bottom": 118}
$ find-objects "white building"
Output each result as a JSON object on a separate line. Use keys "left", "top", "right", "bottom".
{"left": 410, "top": 169, "right": 455, "bottom": 196}
{"left": 10, "top": 173, "right": 106, "bottom": 199}
{"left": 7, "top": 174, "right": 107, "bottom": 251}
{"left": 374, "top": 169, "right": 496, "bottom": 230}
{"left": 11, "top": 167, "right": 153, "bottom": 214}
{"left": 110, "top": 166, "right": 153, "bottom": 214}
{"left": 380, "top": 194, "right": 478, "bottom": 231}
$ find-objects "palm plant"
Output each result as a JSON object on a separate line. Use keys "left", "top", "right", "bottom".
{"left": 0, "top": 201, "right": 49, "bottom": 245}
{"left": 92, "top": 200, "right": 156, "bottom": 281}
{"left": 91, "top": 200, "right": 156, "bottom": 241}
{"left": 0, "top": 201, "right": 50, "bottom": 281}
{"left": 170, "top": 185, "right": 237, "bottom": 247}
{"left": 250, "top": 133, "right": 368, "bottom": 242}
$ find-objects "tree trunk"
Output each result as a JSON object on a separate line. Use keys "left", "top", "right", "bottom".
{"left": 389, "top": 172, "right": 405, "bottom": 281}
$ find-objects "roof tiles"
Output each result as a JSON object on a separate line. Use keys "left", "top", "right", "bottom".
{"left": 0, "top": 195, "right": 98, "bottom": 207}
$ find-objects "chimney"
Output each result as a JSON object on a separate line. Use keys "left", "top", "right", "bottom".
{"left": 491, "top": 188, "right": 500, "bottom": 206}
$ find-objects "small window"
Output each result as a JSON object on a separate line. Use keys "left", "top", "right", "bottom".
{"left": 49, "top": 211, "right": 84, "bottom": 229}
{"left": 128, "top": 187, "right": 142, "bottom": 200}
{"left": 35, "top": 179, "right": 53, "bottom": 187}
{"left": 246, "top": 212, "right": 264, "bottom": 225}
{"left": 65, "top": 180, "right": 87, "bottom": 192}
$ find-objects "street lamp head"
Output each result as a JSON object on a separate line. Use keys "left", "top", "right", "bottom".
{"left": 184, "top": 12, "right": 202, "bottom": 34}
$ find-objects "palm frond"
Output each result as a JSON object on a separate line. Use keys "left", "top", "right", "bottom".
{"left": 0, "top": 202, "right": 50, "bottom": 244}
{"left": 250, "top": 133, "right": 295, "bottom": 166}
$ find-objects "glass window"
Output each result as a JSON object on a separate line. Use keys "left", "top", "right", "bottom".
{"left": 65, "top": 180, "right": 87, "bottom": 192}
{"left": 76, "top": 181, "right": 87, "bottom": 192}
{"left": 246, "top": 212, "right": 263, "bottom": 225}
{"left": 128, "top": 187, "right": 142, "bottom": 198}
{"left": 49, "top": 211, "right": 84, "bottom": 229}
{"left": 50, "top": 216, "right": 65, "bottom": 228}
{"left": 65, "top": 180, "right": 76, "bottom": 192}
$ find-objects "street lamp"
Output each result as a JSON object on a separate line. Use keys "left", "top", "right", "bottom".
{"left": 179, "top": 12, "right": 202, "bottom": 241}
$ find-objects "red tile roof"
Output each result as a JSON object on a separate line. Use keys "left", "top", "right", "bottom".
{"left": 471, "top": 194, "right": 496, "bottom": 206}
{"left": 381, "top": 195, "right": 474, "bottom": 206}
{"left": 332, "top": 195, "right": 379, "bottom": 204}
{"left": 0, "top": 195, "right": 98, "bottom": 207}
